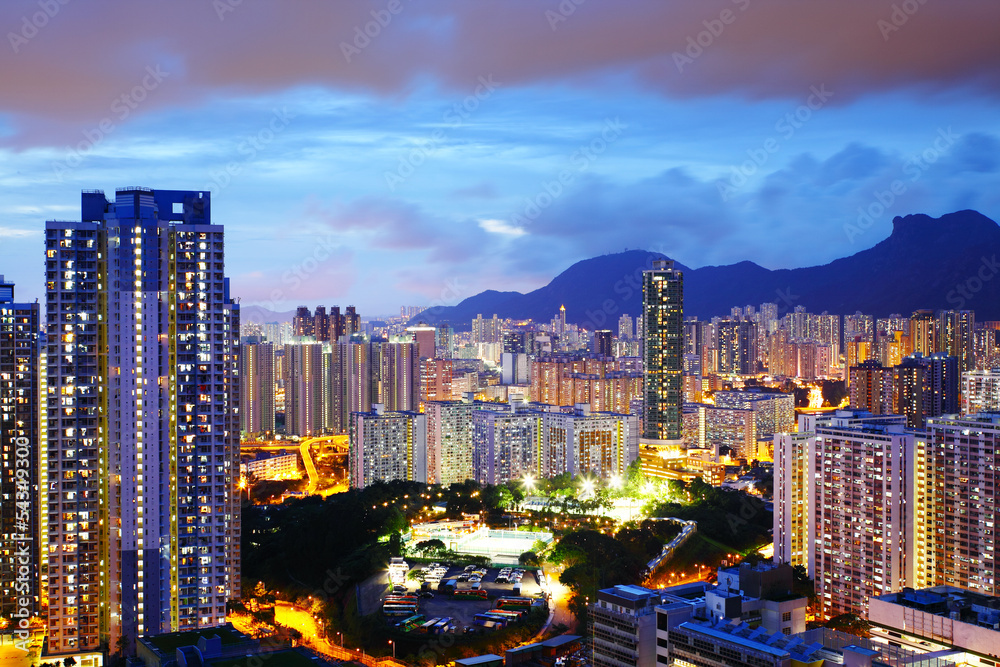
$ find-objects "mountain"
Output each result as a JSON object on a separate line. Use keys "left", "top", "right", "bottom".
{"left": 240, "top": 305, "right": 298, "bottom": 325}
{"left": 413, "top": 210, "right": 1000, "bottom": 329}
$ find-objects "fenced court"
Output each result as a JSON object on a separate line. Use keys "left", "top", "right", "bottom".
{"left": 448, "top": 527, "right": 553, "bottom": 564}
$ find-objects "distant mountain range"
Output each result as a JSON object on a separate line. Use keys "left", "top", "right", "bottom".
{"left": 411, "top": 210, "right": 1000, "bottom": 329}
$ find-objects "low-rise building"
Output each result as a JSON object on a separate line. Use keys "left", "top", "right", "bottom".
{"left": 592, "top": 585, "right": 662, "bottom": 667}
{"left": 868, "top": 587, "right": 1000, "bottom": 667}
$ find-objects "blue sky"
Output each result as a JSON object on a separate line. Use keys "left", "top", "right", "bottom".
{"left": 1, "top": 0, "right": 999, "bottom": 316}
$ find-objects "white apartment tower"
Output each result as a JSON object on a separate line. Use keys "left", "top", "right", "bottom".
{"left": 44, "top": 188, "right": 240, "bottom": 655}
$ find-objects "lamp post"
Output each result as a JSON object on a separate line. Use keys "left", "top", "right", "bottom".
{"left": 337, "top": 632, "right": 342, "bottom": 647}
{"left": 389, "top": 640, "right": 395, "bottom": 660}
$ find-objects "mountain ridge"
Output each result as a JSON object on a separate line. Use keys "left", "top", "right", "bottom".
{"left": 413, "top": 209, "right": 1000, "bottom": 328}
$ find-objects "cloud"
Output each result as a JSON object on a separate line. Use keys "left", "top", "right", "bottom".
{"left": 478, "top": 218, "right": 526, "bottom": 236}
{"left": 0, "top": 227, "right": 39, "bottom": 238}
{"left": 1, "top": 1, "right": 999, "bottom": 148}
{"left": 489, "top": 133, "right": 1000, "bottom": 274}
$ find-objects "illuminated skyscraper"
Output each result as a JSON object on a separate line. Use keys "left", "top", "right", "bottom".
{"left": 0, "top": 276, "right": 40, "bottom": 621}
{"left": 642, "top": 260, "right": 683, "bottom": 442}
{"left": 44, "top": 189, "right": 240, "bottom": 655}
{"left": 914, "top": 413, "right": 1000, "bottom": 595}
{"left": 241, "top": 342, "right": 276, "bottom": 437}
{"left": 349, "top": 404, "right": 426, "bottom": 487}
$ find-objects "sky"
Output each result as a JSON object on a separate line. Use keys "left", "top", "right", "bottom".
{"left": 1, "top": 0, "right": 999, "bottom": 317}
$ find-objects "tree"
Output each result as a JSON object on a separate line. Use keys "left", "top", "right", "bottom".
{"left": 825, "top": 613, "right": 871, "bottom": 637}
{"left": 519, "top": 551, "right": 539, "bottom": 566}
{"left": 64, "top": 658, "right": 77, "bottom": 667}
{"left": 414, "top": 538, "right": 446, "bottom": 556}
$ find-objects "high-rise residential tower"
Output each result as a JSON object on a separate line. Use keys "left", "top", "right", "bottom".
{"left": 642, "top": 260, "right": 683, "bottom": 442}
{"left": 0, "top": 276, "right": 40, "bottom": 622}
{"left": 241, "top": 342, "right": 276, "bottom": 437}
{"left": 44, "top": 188, "right": 240, "bottom": 655}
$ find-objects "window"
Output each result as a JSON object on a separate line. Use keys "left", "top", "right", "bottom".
{"left": 782, "top": 628, "right": 791, "bottom": 635}
{"left": 782, "top": 611, "right": 792, "bottom": 622}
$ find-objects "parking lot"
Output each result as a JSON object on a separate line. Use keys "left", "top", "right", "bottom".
{"left": 384, "top": 563, "right": 547, "bottom": 634}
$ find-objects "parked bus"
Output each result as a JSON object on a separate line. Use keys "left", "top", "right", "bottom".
{"left": 485, "top": 609, "right": 523, "bottom": 620}
{"left": 431, "top": 617, "right": 453, "bottom": 634}
{"left": 420, "top": 618, "right": 441, "bottom": 633}
{"left": 496, "top": 597, "right": 533, "bottom": 609}
{"left": 396, "top": 614, "right": 425, "bottom": 631}
{"left": 473, "top": 613, "right": 507, "bottom": 628}
{"left": 383, "top": 603, "right": 417, "bottom": 613}
{"left": 454, "top": 589, "right": 488, "bottom": 600}
{"left": 385, "top": 595, "right": 418, "bottom": 603}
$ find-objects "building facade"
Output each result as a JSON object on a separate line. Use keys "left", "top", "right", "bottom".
{"left": 643, "top": 260, "right": 683, "bottom": 442}
{"left": 0, "top": 276, "right": 40, "bottom": 620}
{"left": 349, "top": 405, "right": 427, "bottom": 488}
{"left": 44, "top": 188, "right": 240, "bottom": 654}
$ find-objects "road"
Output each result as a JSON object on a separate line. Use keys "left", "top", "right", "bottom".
{"left": 275, "top": 601, "right": 405, "bottom": 667}
{"left": 299, "top": 440, "right": 319, "bottom": 495}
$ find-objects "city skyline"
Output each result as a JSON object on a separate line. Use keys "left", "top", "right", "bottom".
{"left": 1, "top": 2, "right": 999, "bottom": 313}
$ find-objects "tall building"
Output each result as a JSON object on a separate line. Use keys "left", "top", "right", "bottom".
{"left": 407, "top": 324, "right": 437, "bottom": 359}
{"left": 717, "top": 319, "right": 757, "bottom": 375}
{"left": 713, "top": 390, "right": 794, "bottom": 441}
{"left": 618, "top": 314, "right": 634, "bottom": 340}
{"left": 348, "top": 405, "right": 426, "bottom": 488}
{"left": 342, "top": 306, "right": 360, "bottom": 337}
{"left": 909, "top": 309, "right": 937, "bottom": 356}
{"left": 241, "top": 342, "right": 276, "bottom": 437}
{"left": 849, "top": 359, "right": 893, "bottom": 414}
{"left": 539, "top": 405, "right": 638, "bottom": 478}
{"left": 772, "top": 429, "right": 814, "bottom": 569}
{"left": 472, "top": 401, "right": 540, "bottom": 484}
{"left": 892, "top": 353, "right": 959, "bottom": 428}
{"left": 44, "top": 188, "right": 240, "bottom": 654}
{"left": 938, "top": 309, "right": 975, "bottom": 372}
{"left": 913, "top": 413, "right": 1000, "bottom": 595}
{"left": 471, "top": 314, "right": 501, "bottom": 345}
{"left": 591, "top": 585, "right": 661, "bottom": 667}
{"left": 282, "top": 343, "right": 325, "bottom": 437}
{"left": 420, "top": 357, "right": 454, "bottom": 406}
{"left": 642, "top": 260, "right": 683, "bottom": 442}
{"left": 293, "top": 305, "right": 314, "bottom": 338}
{"left": 314, "top": 306, "right": 330, "bottom": 341}
{"left": 0, "top": 276, "right": 40, "bottom": 621}
{"left": 425, "top": 400, "right": 475, "bottom": 485}
{"left": 593, "top": 330, "right": 613, "bottom": 357}
{"left": 773, "top": 410, "right": 912, "bottom": 619}
{"left": 963, "top": 368, "right": 1000, "bottom": 413}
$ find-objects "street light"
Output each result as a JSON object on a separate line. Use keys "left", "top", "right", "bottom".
{"left": 337, "top": 631, "right": 342, "bottom": 647}
{"left": 389, "top": 640, "right": 395, "bottom": 659}
{"left": 523, "top": 474, "right": 535, "bottom": 492}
